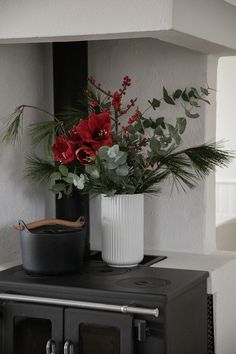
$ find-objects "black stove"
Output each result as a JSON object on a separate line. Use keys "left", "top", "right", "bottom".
{"left": 0, "top": 254, "right": 210, "bottom": 354}
{"left": 0, "top": 253, "right": 206, "bottom": 301}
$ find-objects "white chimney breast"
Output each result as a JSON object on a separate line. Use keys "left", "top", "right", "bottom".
{"left": 0, "top": 0, "right": 236, "bottom": 55}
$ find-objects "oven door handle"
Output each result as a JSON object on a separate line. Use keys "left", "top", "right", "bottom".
{"left": 0, "top": 293, "right": 159, "bottom": 318}
{"left": 46, "top": 339, "right": 57, "bottom": 354}
{"left": 64, "top": 340, "right": 74, "bottom": 354}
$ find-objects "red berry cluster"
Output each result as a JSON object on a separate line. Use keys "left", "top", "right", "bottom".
{"left": 128, "top": 113, "right": 139, "bottom": 125}
{"left": 112, "top": 91, "right": 122, "bottom": 110}
{"left": 122, "top": 75, "right": 131, "bottom": 87}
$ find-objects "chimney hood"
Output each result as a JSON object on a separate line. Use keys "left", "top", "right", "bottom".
{"left": 0, "top": 0, "right": 236, "bottom": 55}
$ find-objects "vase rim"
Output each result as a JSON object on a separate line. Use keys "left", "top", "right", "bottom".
{"left": 101, "top": 193, "right": 144, "bottom": 198}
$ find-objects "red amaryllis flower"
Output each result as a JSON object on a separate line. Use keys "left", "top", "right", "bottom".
{"left": 76, "top": 146, "right": 96, "bottom": 164}
{"left": 52, "top": 136, "right": 75, "bottom": 164}
{"left": 77, "top": 113, "right": 112, "bottom": 151}
{"left": 70, "top": 124, "right": 82, "bottom": 145}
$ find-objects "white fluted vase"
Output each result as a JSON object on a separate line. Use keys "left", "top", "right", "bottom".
{"left": 101, "top": 194, "right": 144, "bottom": 267}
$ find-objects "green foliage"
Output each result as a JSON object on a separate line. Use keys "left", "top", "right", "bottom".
{"left": 2, "top": 106, "right": 24, "bottom": 144}
{"left": 25, "top": 155, "right": 55, "bottom": 183}
{"left": 56, "top": 106, "right": 87, "bottom": 131}
{"left": 148, "top": 98, "right": 161, "bottom": 110}
{"left": 1, "top": 80, "right": 232, "bottom": 198}
{"left": 29, "top": 121, "right": 59, "bottom": 156}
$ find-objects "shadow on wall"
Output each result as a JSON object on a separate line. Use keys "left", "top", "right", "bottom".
{"left": 216, "top": 218, "right": 236, "bottom": 251}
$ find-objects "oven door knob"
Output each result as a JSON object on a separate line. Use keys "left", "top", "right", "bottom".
{"left": 46, "top": 339, "right": 57, "bottom": 354}
{"left": 64, "top": 340, "right": 74, "bottom": 354}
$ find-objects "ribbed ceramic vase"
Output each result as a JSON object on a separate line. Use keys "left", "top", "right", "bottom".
{"left": 101, "top": 194, "right": 144, "bottom": 267}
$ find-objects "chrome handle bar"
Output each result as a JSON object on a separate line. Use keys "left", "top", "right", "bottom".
{"left": 0, "top": 293, "right": 159, "bottom": 318}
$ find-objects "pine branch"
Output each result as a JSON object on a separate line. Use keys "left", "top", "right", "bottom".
{"left": 159, "top": 142, "right": 234, "bottom": 191}
{"left": 2, "top": 106, "right": 24, "bottom": 144}
{"left": 25, "top": 155, "right": 55, "bottom": 183}
{"left": 56, "top": 106, "right": 87, "bottom": 131}
{"left": 29, "top": 121, "right": 60, "bottom": 155}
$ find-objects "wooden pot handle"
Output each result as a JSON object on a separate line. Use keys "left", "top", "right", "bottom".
{"left": 13, "top": 218, "right": 85, "bottom": 231}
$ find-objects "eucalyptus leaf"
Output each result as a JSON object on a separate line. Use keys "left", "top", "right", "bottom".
{"left": 173, "top": 89, "right": 182, "bottom": 99}
{"left": 176, "top": 117, "right": 187, "bottom": 135}
{"left": 63, "top": 176, "right": 74, "bottom": 184}
{"left": 148, "top": 98, "right": 161, "bottom": 110}
{"left": 190, "top": 87, "right": 200, "bottom": 98}
{"left": 85, "top": 165, "right": 100, "bottom": 178}
{"left": 167, "top": 124, "right": 176, "bottom": 136}
{"left": 116, "top": 164, "right": 129, "bottom": 176}
{"left": 189, "top": 101, "right": 200, "bottom": 107}
{"left": 181, "top": 90, "right": 189, "bottom": 102}
{"left": 98, "top": 146, "right": 109, "bottom": 159}
{"left": 107, "top": 144, "right": 119, "bottom": 158}
{"left": 50, "top": 172, "right": 62, "bottom": 180}
{"left": 155, "top": 117, "right": 165, "bottom": 127}
{"left": 163, "top": 87, "right": 175, "bottom": 105}
{"left": 107, "top": 161, "right": 118, "bottom": 170}
{"left": 185, "top": 109, "right": 200, "bottom": 119}
{"left": 172, "top": 131, "right": 181, "bottom": 145}
{"left": 150, "top": 136, "right": 160, "bottom": 151}
{"left": 59, "top": 165, "right": 69, "bottom": 177}
{"left": 154, "top": 126, "right": 164, "bottom": 136}
{"left": 51, "top": 183, "right": 66, "bottom": 192}
{"left": 143, "top": 119, "right": 151, "bottom": 128}
{"left": 115, "top": 151, "right": 127, "bottom": 165}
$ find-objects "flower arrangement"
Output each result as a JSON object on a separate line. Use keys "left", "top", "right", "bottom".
{"left": 2, "top": 76, "right": 232, "bottom": 198}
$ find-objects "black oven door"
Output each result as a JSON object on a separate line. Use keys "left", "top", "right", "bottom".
{"left": 1, "top": 301, "right": 63, "bottom": 354}
{"left": 64, "top": 308, "right": 133, "bottom": 354}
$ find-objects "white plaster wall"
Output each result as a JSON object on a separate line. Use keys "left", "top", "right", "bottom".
{"left": 0, "top": 43, "right": 53, "bottom": 263}
{"left": 88, "top": 38, "right": 216, "bottom": 254}
{"left": 216, "top": 57, "right": 236, "bottom": 180}
{"left": 216, "top": 57, "right": 236, "bottom": 223}
{"left": 0, "top": 0, "right": 172, "bottom": 43}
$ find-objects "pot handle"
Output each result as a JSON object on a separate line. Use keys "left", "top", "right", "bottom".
{"left": 12, "top": 217, "right": 85, "bottom": 231}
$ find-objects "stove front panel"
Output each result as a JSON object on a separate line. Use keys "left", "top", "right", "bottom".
{"left": 2, "top": 302, "right": 63, "bottom": 354}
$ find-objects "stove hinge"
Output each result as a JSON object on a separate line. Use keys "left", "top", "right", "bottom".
{"left": 134, "top": 319, "right": 149, "bottom": 342}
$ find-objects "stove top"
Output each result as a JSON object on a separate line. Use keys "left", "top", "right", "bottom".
{"left": 0, "top": 254, "right": 208, "bottom": 302}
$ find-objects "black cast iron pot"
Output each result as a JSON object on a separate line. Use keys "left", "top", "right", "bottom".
{"left": 15, "top": 218, "right": 86, "bottom": 276}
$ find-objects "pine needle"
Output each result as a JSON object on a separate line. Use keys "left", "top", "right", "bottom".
{"left": 29, "top": 121, "right": 60, "bottom": 155}
{"left": 159, "top": 142, "right": 234, "bottom": 191}
{"left": 2, "top": 106, "right": 24, "bottom": 144}
{"left": 25, "top": 155, "right": 55, "bottom": 183}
